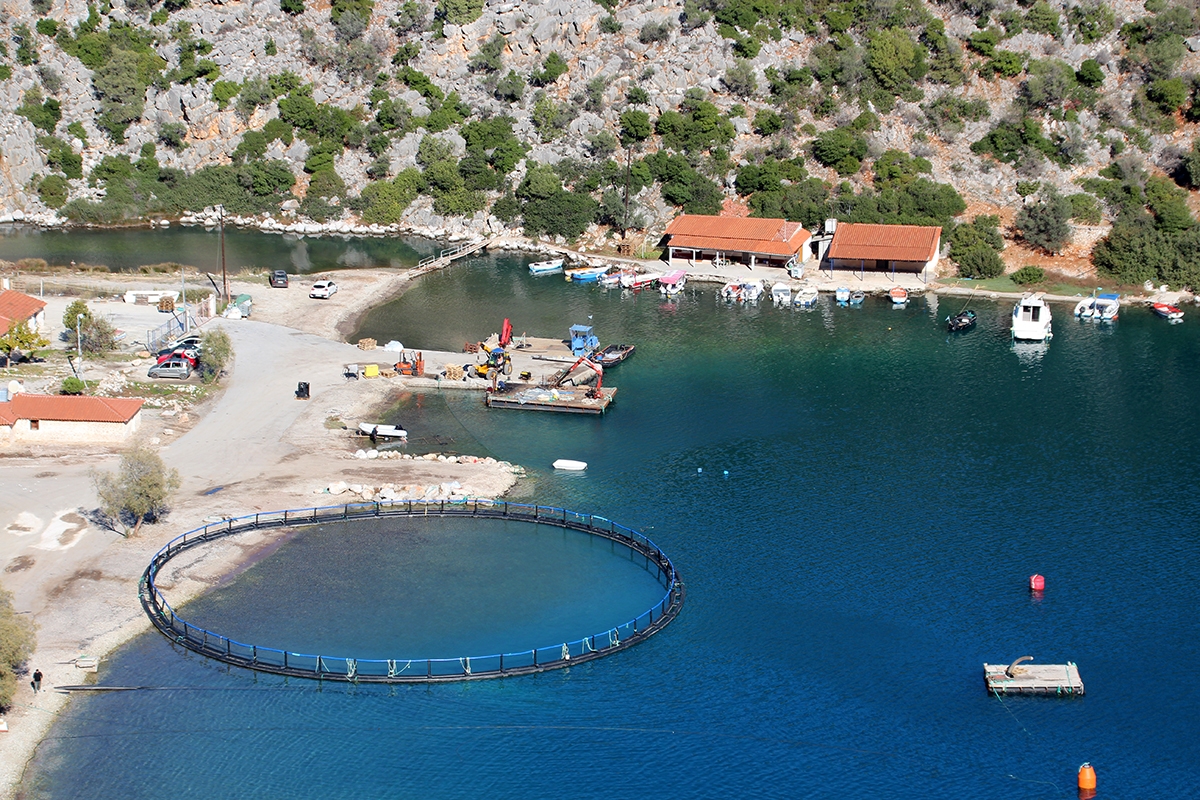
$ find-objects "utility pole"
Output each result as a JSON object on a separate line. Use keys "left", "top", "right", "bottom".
{"left": 217, "top": 204, "right": 229, "bottom": 302}
{"left": 181, "top": 263, "right": 189, "bottom": 334}
{"left": 75, "top": 313, "right": 84, "bottom": 390}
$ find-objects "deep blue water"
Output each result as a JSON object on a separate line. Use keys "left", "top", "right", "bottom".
{"left": 23, "top": 251, "right": 1200, "bottom": 798}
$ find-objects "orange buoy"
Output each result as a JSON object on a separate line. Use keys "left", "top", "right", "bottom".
{"left": 1030, "top": 574, "right": 1045, "bottom": 591}
{"left": 1078, "top": 762, "right": 1097, "bottom": 790}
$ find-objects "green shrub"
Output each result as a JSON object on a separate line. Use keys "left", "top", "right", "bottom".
{"left": 61, "top": 376, "right": 86, "bottom": 395}
{"left": 1023, "top": 1, "right": 1061, "bottom": 37}
{"left": 754, "top": 109, "right": 783, "bottom": 135}
{"left": 599, "top": 15, "right": 621, "bottom": 33}
{"left": 1076, "top": 59, "right": 1104, "bottom": 88}
{"left": 639, "top": 20, "right": 673, "bottom": 44}
{"left": 811, "top": 127, "right": 867, "bottom": 175}
{"left": 212, "top": 80, "right": 241, "bottom": 110}
{"left": 436, "top": 0, "right": 482, "bottom": 25}
{"left": 1067, "top": 193, "right": 1102, "bottom": 224}
{"left": 17, "top": 89, "right": 61, "bottom": 133}
{"left": 36, "top": 18, "right": 58, "bottom": 37}
{"left": 955, "top": 244, "right": 1005, "bottom": 278}
{"left": 1011, "top": 265, "right": 1046, "bottom": 284}
{"left": 38, "top": 174, "right": 69, "bottom": 208}
{"left": 282, "top": 0, "right": 304, "bottom": 15}
{"left": 0, "top": 66, "right": 12, "bottom": 81}
{"left": 529, "top": 52, "right": 567, "bottom": 86}
{"left": 1015, "top": 189, "right": 1072, "bottom": 253}
{"left": 14, "top": 24, "right": 38, "bottom": 66}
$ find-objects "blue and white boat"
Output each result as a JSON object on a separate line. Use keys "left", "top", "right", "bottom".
{"left": 565, "top": 266, "right": 609, "bottom": 283}
{"left": 835, "top": 287, "right": 850, "bottom": 305}
{"left": 528, "top": 259, "right": 563, "bottom": 275}
{"left": 793, "top": 286, "right": 819, "bottom": 308}
{"left": 848, "top": 290, "right": 865, "bottom": 306}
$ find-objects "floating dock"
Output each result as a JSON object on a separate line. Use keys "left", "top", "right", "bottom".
{"left": 984, "top": 658, "right": 1084, "bottom": 696}
{"left": 485, "top": 385, "right": 617, "bottom": 414}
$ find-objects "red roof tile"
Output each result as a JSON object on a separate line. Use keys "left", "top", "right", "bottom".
{"left": 827, "top": 223, "right": 942, "bottom": 263}
{"left": 0, "top": 394, "right": 144, "bottom": 424}
{"left": 664, "top": 215, "right": 811, "bottom": 257}
{"left": 0, "top": 290, "right": 47, "bottom": 335}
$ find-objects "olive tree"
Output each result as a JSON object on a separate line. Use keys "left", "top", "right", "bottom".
{"left": 92, "top": 444, "right": 181, "bottom": 537}
{"left": 198, "top": 328, "right": 232, "bottom": 384}
{"left": 0, "top": 582, "right": 37, "bottom": 710}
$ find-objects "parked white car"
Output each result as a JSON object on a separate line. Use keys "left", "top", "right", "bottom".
{"left": 310, "top": 280, "right": 338, "bottom": 299}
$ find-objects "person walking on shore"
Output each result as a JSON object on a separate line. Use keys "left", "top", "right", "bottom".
{"left": 31, "top": 669, "right": 42, "bottom": 693}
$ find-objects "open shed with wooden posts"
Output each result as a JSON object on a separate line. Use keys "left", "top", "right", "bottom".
{"left": 823, "top": 222, "right": 943, "bottom": 280}
{"left": 0, "top": 393, "right": 145, "bottom": 445}
{"left": 662, "top": 215, "right": 812, "bottom": 271}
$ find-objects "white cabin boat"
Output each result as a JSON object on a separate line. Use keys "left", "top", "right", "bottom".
{"left": 660, "top": 270, "right": 687, "bottom": 296}
{"left": 552, "top": 459, "right": 587, "bottom": 471}
{"left": 528, "top": 259, "right": 564, "bottom": 275}
{"left": 793, "top": 286, "right": 818, "bottom": 308}
{"left": 771, "top": 283, "right": 793, "bottom": 306}
{"left": 1012, "top": 292, "right": 1053, "bottom": 341}
{"left": 835, "top": 287, "right": 851, "bottom": 304}
{"left": 740, "top": 280, "right": 764, "bottom": 303}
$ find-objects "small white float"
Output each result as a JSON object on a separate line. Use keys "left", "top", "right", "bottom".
{"left": 552, "top": 459, "right": 588, "bottom": 471}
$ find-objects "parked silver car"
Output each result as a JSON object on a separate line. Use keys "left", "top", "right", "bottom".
{"left": 148, "top": 359, "right": 192, "bottom": 379}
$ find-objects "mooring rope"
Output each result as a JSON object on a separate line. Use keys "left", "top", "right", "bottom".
{"left": 346, "top": 659, "right": 357, "bottom": 680}
{"left": 608, "top": 629, "right": 619, "bottom": 647}
{"left": 561, "top": 643, "right": 570, "bottom": 660}
{"left": 989, "top": 685, "right": 1033, "bottom": 738}
{"left": 461, "top": 657, "right": 471, "bottom": 675}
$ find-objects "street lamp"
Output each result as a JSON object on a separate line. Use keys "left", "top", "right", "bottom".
{"left": 75, "top": 313, "right": 84, "bottom": 388}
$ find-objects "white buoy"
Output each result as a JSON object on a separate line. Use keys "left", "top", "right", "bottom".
{"left": 553, "top": 459, "right": 587, "bottom": 471}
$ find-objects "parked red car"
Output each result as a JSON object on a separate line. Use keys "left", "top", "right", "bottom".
{"left": 156, "top": 347, "right": 199, "bottom": 368}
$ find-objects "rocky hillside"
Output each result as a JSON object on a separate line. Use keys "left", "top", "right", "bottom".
{"left": 0, "top": 0, "right": 1199, "bottom": 284}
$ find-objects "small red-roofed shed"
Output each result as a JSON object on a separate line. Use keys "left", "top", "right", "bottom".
{"left": 0, "top": 393, "right": 144, "bottom": 445}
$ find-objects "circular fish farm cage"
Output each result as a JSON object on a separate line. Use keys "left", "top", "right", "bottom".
{"left": 139, "top": 500, "right": 685, "bottom": 683}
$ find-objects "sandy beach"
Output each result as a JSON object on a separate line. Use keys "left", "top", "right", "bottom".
{"left": 0, "top": 264, "right": 522, "bottom": 797}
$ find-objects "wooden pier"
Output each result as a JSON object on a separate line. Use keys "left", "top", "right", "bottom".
{"left": 485, "top": 385, "right": 617, "bottom": 414}
{"left": 984, "top": 658, "right": 1084, "bottom": 696}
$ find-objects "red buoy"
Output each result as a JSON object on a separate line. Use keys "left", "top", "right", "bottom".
{"left": 1029, "top": 574, "right": 1045, "bottom": 591}
{"left": 1078, "top": 762, "right": 1097, "bottom": 796}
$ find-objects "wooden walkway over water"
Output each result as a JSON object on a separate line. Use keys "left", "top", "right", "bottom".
{"left": 411, "top": 237, "right": 498, "bottom": 277}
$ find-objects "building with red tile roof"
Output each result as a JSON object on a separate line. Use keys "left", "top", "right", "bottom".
{"left": 662, "top": 215, "right": 812, "bottom": 270}
{"left": 0, "top": 289, "right": 48, "bottom": 336}
{"left": 824, "top": 223, "right": 942, "bottom": 276}
{"left": 0, "top": 392, "right": 144, "bottom": 444}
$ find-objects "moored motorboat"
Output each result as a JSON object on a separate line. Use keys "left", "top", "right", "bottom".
{"left": 620, "top": 271, "right": 661, "bottom": 290}
{"left": 358, "top": 422, "right": 407, "bottom": 439}
{"left": 528, "top": 259, "right": 564, "bottom": 275}
{"left": 660, "top": 270, "right": 687, "bottom": 296}
{"left": 720, "top": 281, "right": 742, "bottom": 302}
{"left": 848, "top": 290, "right": 865, "bottom": 305}
{"left": 889, "top": 287, "right": 909, "bottom": 305}
{"left": 771, "top": 283, "right": 793, "bottom": 306}
{"left": 590, "top": 343, "right": 636, "bottom": 367}
{"left": 947, "top": 309, "right": 977, "bottom": 332}
{"left": 740, "top": 280, "right": 764, "bottom": 303}
{"left": 1012, "top": 291, "right": 1053, "bottom": 341}
{"left": 552, "top": 459, "right": 587, "bottom": 471}
{"left": 793, "top": 286, "right": 818, "bottom": 307}
{"left": 598, "top": 268, "right": 624, "bottom": 287}
{"left": 835, "top": 286, "right": 850, "bottom": 304}
{"left": 1073, "top": 297, "right": 1096, "bottom": 319}
{"left": 1094, "top": 293, "right": 1120, "bottom": 321}
{"left": 565, "top": 266, "right": 609, "bottom": 282}
{"left": 1152, "top": 302, "right": 1184, "bottom": 321}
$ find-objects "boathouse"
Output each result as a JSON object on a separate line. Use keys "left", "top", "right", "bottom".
{"left": 662, "top": 215, "right": 812, "bottom": 271}
{"left": 0, "top": 289, "right": 48, "bottom": 336}
{"left": 0, "top": 393, "right": 145, "bottom": 444}
{"left": 821, "top": 222, "right": 942, "bottom": 279}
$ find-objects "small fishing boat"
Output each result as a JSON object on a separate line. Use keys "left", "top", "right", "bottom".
{"left": 849, "top": 290, "right": 865, "bottom": 306}
{"left": 528, "top": 259, "right": 564, "bottom": 275}
{"left": 1152, "top": 302, "right": 1184, "bottom": 321}
{"left": 552, "top": 459, "right": 587, "bottom": 471}
{"left": 720, "top": 281, "right": 742, "bottom": 302}
{"left": 358, "top": 422, "right": 407, "bottom": 439}
{"left": 889, "top": 287, "right": 909, "bottom": 305}
{"left": 740, "top": 280, "right": 764, "bottom": 303}
{"left": 598, "top": 268, "right": 624, "bottom": 287}
{"left": 835, "top": 287, "right": 851, "bottom": 305}
{"left": 1012, "top": 292, "right": 1053, "bottom": 341}
{"left": 590, "top": 343, "right": 636, "bottom": 367}
{"left": 947, "top": 310, "right": 977, "bottom": 332}
{"left": 1075, "top": 293, "right": 1119, "bottom": 321}
{"left": 620, "top": 271, "right": 661, "bottom": 290}
{"left": 565, "top": 266, "right": 609, "bottom": 283}
{"left": 771, "top": 283, "right": 793, "bottom": 306}
{"left": 793, "top": 286, "right": 819, "bottom": 308}
{"left": 660, "top": 270, "right": 687, "bottom": 296}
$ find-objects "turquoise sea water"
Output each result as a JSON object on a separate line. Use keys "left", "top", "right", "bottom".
{"left": 22, "top": 248, "right": 1200, "bottom": 798}
{"left": 0, "top": 225, "right": 437, "bottom": 273}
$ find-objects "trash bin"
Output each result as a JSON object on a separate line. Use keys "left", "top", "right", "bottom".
{"left": 296, "top": 381, "right": 310, "bottom": 399}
